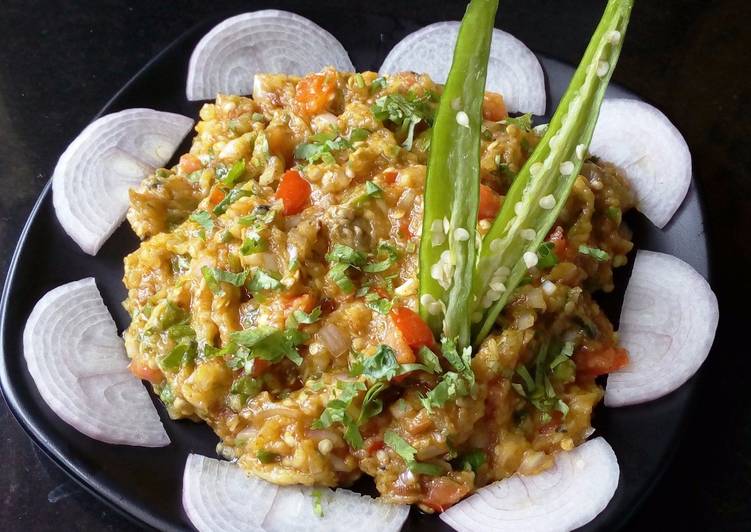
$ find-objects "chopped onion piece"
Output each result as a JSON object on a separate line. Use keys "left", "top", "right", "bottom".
{"left": 590, "top": 98, "right": 691, "bottom": 228}
{"left": 182, "top": 454, "right": 409, "bottom": 532}
{"left": 52, "top": 109, "right": 193, "bottom": 255}
{"left": 186, "top": 10, "right": 354, "bottom": 101}
{"left": 440, "top": 438, "right": 619, "bottom": 532}
{"left": 23, "top": 278, "right": 169, "bottom": 446}
{"left": 316, "top": 323, "right": 350, "bottom": 357}
{"left": 380, "top": 22, "right": 546, "bottom": 115}
{"left": 605, "top": 250, "right": 718, "bottom": 407}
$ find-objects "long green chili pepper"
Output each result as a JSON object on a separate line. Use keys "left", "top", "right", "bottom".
{"left": 418, "top": 0, "right": 499, "bottom": 350}
{"left": 471, "top": 0, "right": 633, "bottom": 346}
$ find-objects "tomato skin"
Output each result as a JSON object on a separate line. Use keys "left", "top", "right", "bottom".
{"left": 208, "top": 186, "right": 226, "bottom": 206}
{"left": 179, "top": 153, "right": 202, "bottom": 174}
{"left": 482, "top": 92, "right": 508, "bottom": 122}
{"left": 423, "top": 477, "right": 471, "bottom": 512}
{"left": 548, "top": 225, "right": 568, "bottom": 260}
{"left": 538, "top": 410, "right": 564, "bottom": 434}
{"left": 390, "top": 306, "right": 436, "bottom": 361}
{"left": 250, "top": 359, "right": 270, "bottom": 377}
{"left": 383, "top": 169, "right": 398, "bottom": 184}
{"left": 295, "top": 73, "right": 337, "bottom": 116}
{"left": 574, "top": 345, "right": 629, "bottom": 377}
{"left": 129, "top": 361, "right": 163, "bottom": 384}
{"left": 478, "top": 184, "right": 501, "bottom": 220}
{"left": 275, "top": 169, "right": 311, "bottom": 215}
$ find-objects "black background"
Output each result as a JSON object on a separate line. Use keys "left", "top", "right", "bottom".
{"left": 0, "top": 1, "right": 749, "bottom": 530}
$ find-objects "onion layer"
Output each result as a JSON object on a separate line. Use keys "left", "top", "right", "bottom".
{"left": 186, "top": 10, "right": 354, "bottom": 101}
{"left": 440, "top": 438, "right": 619, "bottom": 532}
{"left": 605, "top": 250, "right": 718, "bottom": 407}
{"left": 182, "top": 454, "right": 409, "bottom": 532}
{"left": 590, "top": 98, "right": 691, "bottom": 228}
{"left": 52, "top": 109, "right": 193, "bottom": 255}
{"left": 380, "top": 22, "right": 546, "bottom": 115}
{"left": 23, "top": 278, "right": 169, "bottom": 446}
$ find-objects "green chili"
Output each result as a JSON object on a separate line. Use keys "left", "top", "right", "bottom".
{"left": 418, "top": 0, "right": 499, "bottom": 349}
{"left": 472, "top": 0, "right": 633, "bottom": 346}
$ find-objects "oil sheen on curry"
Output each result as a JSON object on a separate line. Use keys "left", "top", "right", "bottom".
{"left": 123, "top": 68, "right": 635, "bottom": 512}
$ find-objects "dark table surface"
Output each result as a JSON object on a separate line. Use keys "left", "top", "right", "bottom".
{"left": 1, "top": 0, "right": 749, "bottom": 530}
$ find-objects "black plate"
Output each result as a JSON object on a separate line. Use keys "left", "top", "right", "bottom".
{"left": 0, "top": 9, "right": 711, "bottom": 532}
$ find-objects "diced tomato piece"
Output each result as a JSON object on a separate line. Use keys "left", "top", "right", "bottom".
{"left": 478, "top": 184, "right": 501, "bottom": 220}
{"left": 548, "top": 225, "right": 567, "bottom": 260}
{"left": 574, "top": 345, "right": 629, "bottom": 377}
{"left": 538, "top": 410, "right": 564, "bottom": 434}
{"left": 276, "top": 169, "right": 311, "bottom": 215}
{"left": 383, "top": 169, "right": 398, "bottom": 184}
{"left": 295, "top": 72, "right": 337, "bottom": 116}
{"left": 482, "top": 92, "right": 507, "bottom": 122}
{"left": 399, "top": 218, "right": 412, "bottom": 238}
{"left": 128, "top": 360, "right": 163, "bottom": 384}
{"left": 423, "top": 477, "right": 471, "bottom": 512}
{"left": 208, "top": 186, "right": 226, "bottom": 206}
{"left": 366, "top": 438, "right": 385, "bottom": 455}
{"left": 251, "top": 359, "right": 270, "bottom": 377}
{"left": 390, "top": 306, "right": 436, "bottom": 360}
{"left": 179, "top": 153, "right": 202, "bottom": 174}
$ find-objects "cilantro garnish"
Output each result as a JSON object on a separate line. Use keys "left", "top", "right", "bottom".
{"left": 218, "top": 159, "right": 246, "bottom": 187}
{"left": 213, "top": 188, "right": 253, "bottom": 215}
{"left": 190, "top": 210, "right": 214, "bottom": 239}
{"left": 578, "top": 244, "right": 610, "bottom": 262}
{"left": 537, "top": 241, "right": 559, "bottom": 269}
{"left": 229, "top": 326, "right": 307, "bottom": 368}
{"left": 363, "top": 242, "right": 398, "bottom": 273}
{"left": 384, "top": 430, "right": 443, "bottom": 477}
{"left": 201, "top": 266, "right": 248, "bottom": 295}
{"left": 286, "top": 307, "right": 322, "bottom": 329}
{"left": 246, "top": 269, "right": 281, "bottom": 294}
{"left": 511, "top": 341, "right": 574, "bottom": 423}
{"left": 372, "top": 92, "right": 434, "bottom": 150}
{"left": 256, "top": 449, "right": 279, "bottom": 464}
{"left": 503, "top": 113, "right": 533, "bottom": 132}
{"left": 455, "top": 449, "right": 486, "bottom": 473}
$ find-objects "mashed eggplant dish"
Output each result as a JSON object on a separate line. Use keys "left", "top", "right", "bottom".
{"left": 123, "top": 66, "right": 634, "bottom": 510}
{"left": 27, "top": 0, "right": 718, "bottom": 529}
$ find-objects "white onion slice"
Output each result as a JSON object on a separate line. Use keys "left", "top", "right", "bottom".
{"left": 590, "top": 98, "right": 691, "bottom": 228}
{"left": 52, "top": 109, "right": 194, "bottom": 255}
{"left": 441, "top": 438, "right": 619, "bottom": 532}
{"left": 316, "top": 323, "right": 350, "bottom": 357}
{"left": 605, "top": 250, "right": 718, "bottom": 407}
{"left": 263, "top": 486, "right": 409, "bottom": 532}
{"left": 380, "top": 22, "right": 546, "bottom": 115}
{"left": 183, "top": 454, "right": 276, "bottom": 532}
{"left": 23, "top": 278, "right": 169, "bottom": 446}
{"left": 182, "top": 454, "right": 409, "bottom": 532}
{"left": 186, "top": 10, "right": 354, "bottom": 101}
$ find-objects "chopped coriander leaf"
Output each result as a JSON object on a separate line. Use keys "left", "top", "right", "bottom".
{"left": 251, "top": 112, "right": 266, "bottom": 122}
{"left": 158, "top": 383, "right": 175, "bottom": 405}
{"left": 384, "top": 430, "right": 417, "bottom": 462}
{"left": 363, "top": 242, "right": 399, "bottom": 273}
{"left": 358, "top": 381, "right": 387, "bottom": 423}
{"left": 364, "top": 292, "right": 393, "bottom": 315}
{"left": 408, "top": 462, "right": 444, "bottom": 476}
{"left": 311, "top": 489, "right": 324, "bottom": 517}
{"left": 220, "top": 159, "right": 246, "bottom": 187}
{"left": 246, "top": 269, "right": 281, "bottom": 293}
{"left": 256, "top": 450, "right": 279, "bottom": 464}
{"left": 578, "top": 244, "right": 610, "bottom": 262}
{"left": 417, "top": 346, "right": 442, "bottom": 374}
{"left": 328, "top": 262, "right": 355, "bottom": 294}
{"left": 352, "top": 180, "right": 383, "bottom": 206}
{"left": 503, "top": 113, "right": 533, "bottom": 131}
{"left": 213, "top": 188, "right": 253, "bottom": 215}
{"left": 455, "top": 449, "right": 486, "bottom": 472}
{"left": 372, "top": 93, "right": 434, "bottom": 151}
{"left": 350, "top": 345, "right": 400, "bottom": 381}
{"left": 312, "top": 380, "right": 367, "bottom": 448}
{"left": 370, "top": 76, "right": 387, "bottom": 93}
{"left": 349, "top": 128, "right": 370, "bottom": 143}
{"left": 190, "top": 210, "right": 214, "bottom": 237}
{"left": 231, "top": 375, "right": 262, "bottom": 398}
{"left": 159, "top": 340, "right": 196, "bottom": 372}
{"left": 238, "top": 204, "right": 276, "bottom": 226}
{"left": 354, "top": 73, "right": 365, "bottom": 88}
{"left": 420, "top": 371, "right": 473, "bottom": 413}
{"left": 288, "top": 307, "right": 322, "bottom": 328}
{"left": 229, "top": 326, "right": 307, "bottom": 367}
{"left": 240, "top": 235, "right": 266, "bottom": 255}
{"left": 326, "top": 244, "right": 366, "bottom": 266}
{"left": 201, "top": 266, "right": 248, "bottom": 294}
{"left": 440, "top": 337, "right": 474, "bottom": 381}
{"left": 537, "top": 241, "right": 559, "bottom": 269}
